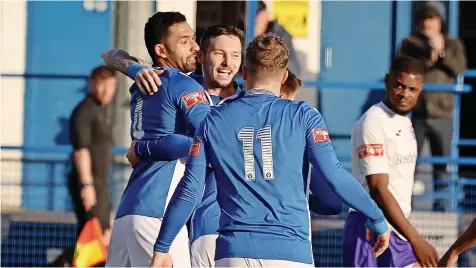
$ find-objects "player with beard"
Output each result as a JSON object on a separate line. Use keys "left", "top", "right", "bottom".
{"left": 344, "top": 55, "right": 439, "bottom": 267}
{"left": 103, "top": 12, "right": 209, "bottom": 267}
{"left": 106, "top": 54, "right": 343, "bottom": 268}
{"left": 104, "top": 25, "right": 244, "bottom": 268}
{"left": 106, "top": 26, "right": 346, "bottom": 267}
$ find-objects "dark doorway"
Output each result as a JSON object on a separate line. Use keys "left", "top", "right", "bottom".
{"left": 195, "top": 1, "right": 243, "bottom": 75}
{"left": 459, "top": 1, "right": 476, "bottom": 174}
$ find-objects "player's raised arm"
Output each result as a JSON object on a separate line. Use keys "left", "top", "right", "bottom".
{"left": 101, "top": 48, "right": 148, "bottom": 73}
{"left": 302, "top": 105, "right": 390, "bottom": 256}
{"left": 102, "top": 48, "right": 163, "bottom": 94}
{"left": 152, "top": 122, "right": 210, "bottom": 267}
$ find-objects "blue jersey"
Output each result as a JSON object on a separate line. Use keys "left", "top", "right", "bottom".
{"left": 134, "top": 86, "right": 244, "bottom": 242}
{"left": 189, "top": 94, "right": 221, "bottom": 242}
{"left": 155, "top": 89, "right": 388, "bottom": 263}
{"left": 189, "top": 72, "right": 204, "bottom": 86}
{"left": 116, "top": 67, "right": 210, "bottom": 219}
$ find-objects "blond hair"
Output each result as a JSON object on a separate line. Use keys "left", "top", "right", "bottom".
{"left": 245, "top": 33, "right": 289, "bottom": 80}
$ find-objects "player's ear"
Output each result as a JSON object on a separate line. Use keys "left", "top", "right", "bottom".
{"left": 197, "top": 51, "right": 204, "bottom": 64}
{"left": 154, "top": 44, "right": 167, "bottom": 59}
{"left": 281, "top": 70, "right": 289, "bottom": 84}
{"left": 384, "top": 73, "right": 389, "bottom": 87}
{"left": 242, "top": 66, "right": 247, "bottom": 80}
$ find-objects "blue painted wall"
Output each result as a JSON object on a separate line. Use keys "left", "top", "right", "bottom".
{"left": 23, "top": 1, "right": 113, "bottom": 210}
{"left": 318, "top": 1, "right": 411, "bottom": 162}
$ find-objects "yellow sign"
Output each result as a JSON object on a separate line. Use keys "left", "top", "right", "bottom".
{"left": 272, "top": 1, "right": 309, "bottom": 38}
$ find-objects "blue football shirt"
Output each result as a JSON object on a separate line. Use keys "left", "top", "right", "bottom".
{"left": 115, "top": 67, "right": 210, "bottom": 220}
{"left": 154, "top": 89, "right": 388, "bottom": 263}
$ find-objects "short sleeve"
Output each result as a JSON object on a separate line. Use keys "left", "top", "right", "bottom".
{"left": 352, "top": 121, "right": 389, "bottom": 176}
{"left": 69, "top": 106, "right": 92, "bottom": 149}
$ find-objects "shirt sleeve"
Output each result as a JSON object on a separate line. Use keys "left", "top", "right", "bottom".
{"left": 135, "top": 134, "right": 193, "bottom": 160}
{"left": 352, "top": 120, "right": 389, "bottom": 176}
{"left": 125, "top": 62, "right": 155, "bottom": 81}
{"left": 302, "top": 104, "right": 387, "bottom": 235}
{"left": 308, "top": 168, "right": 342, "bottom": 215}
{"left": 154, "top": 121, "right": 209, "bottom": 253}
{"left": 174, "top": 76, "right": 211, "bottom": 134}
{"left": 69, "top": 106, "right": 92, "bottom": 149}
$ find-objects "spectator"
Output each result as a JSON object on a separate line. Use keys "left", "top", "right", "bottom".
{"left": 237, "top": 1, "right": 301, "bottom": 76}
{"left": 399, "top": 1, "right": 467, "bottom": 211}
{"left": 50, "top": 65, "right": 117, "bottom": 266}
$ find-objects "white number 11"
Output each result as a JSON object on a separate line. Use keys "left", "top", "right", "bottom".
{"left": 237, "top": 125, "right": 274, "bottom": 181}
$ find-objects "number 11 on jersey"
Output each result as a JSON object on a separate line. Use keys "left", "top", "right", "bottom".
{"left": 237, "top": 125, "right": 274, "bottom": 181}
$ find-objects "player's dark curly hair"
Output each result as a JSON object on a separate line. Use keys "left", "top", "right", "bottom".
{"left": 390, "top": 55, "right": 425, "bottom": 76}
{"left": 144, "top": 12, "right": 187, "bottom": 61}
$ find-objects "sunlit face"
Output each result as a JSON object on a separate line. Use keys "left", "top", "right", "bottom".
{"left": 199, "top": 35, "right": 242, "bottom": 88}
{"left": 161, "top": 22, "right": 199, "bottom": 73}
{"left": 91, "top": 77, "right": 117, "bottom": 105}
{"left": 385, "top": 72, "right": 424, "bottom": 115}
{"left": 420, "top": 17, "right": 442, "bottom": 38}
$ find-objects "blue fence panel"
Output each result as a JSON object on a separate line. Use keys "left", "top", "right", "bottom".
{"left": 1, "top": 146, "right": 129, "bottom": 267}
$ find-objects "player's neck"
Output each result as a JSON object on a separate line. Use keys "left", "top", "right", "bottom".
{"left": 155, "top": 58, "right": 176, "bottom": 70}
{"left": 245, "top": 80, "right": 281, "bottom": 96}
{"left": 383, "top": 98, "right": 410, "bottom": 117}
{"left": 204, "top": 77, "right": 236, "bottom": 99}
{"left": 207, "top": 86, "right": 235, "bottom": 99}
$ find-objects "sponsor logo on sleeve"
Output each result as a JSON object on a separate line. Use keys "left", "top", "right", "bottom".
{"left": 188, "top": 140, "right": 201, "bottom": 156}
{"left": 357, "top": 144, "right": 384, "bottom": 159}
{"left": 182, "top": 91, "right": 209, "bottom": 109}
{"left": 312, "top": 128, "right": 330, "bottom": 143}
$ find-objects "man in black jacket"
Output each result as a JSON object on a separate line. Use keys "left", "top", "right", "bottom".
{"left": 399, "top": 2, "right": 467, "bottom": 211}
